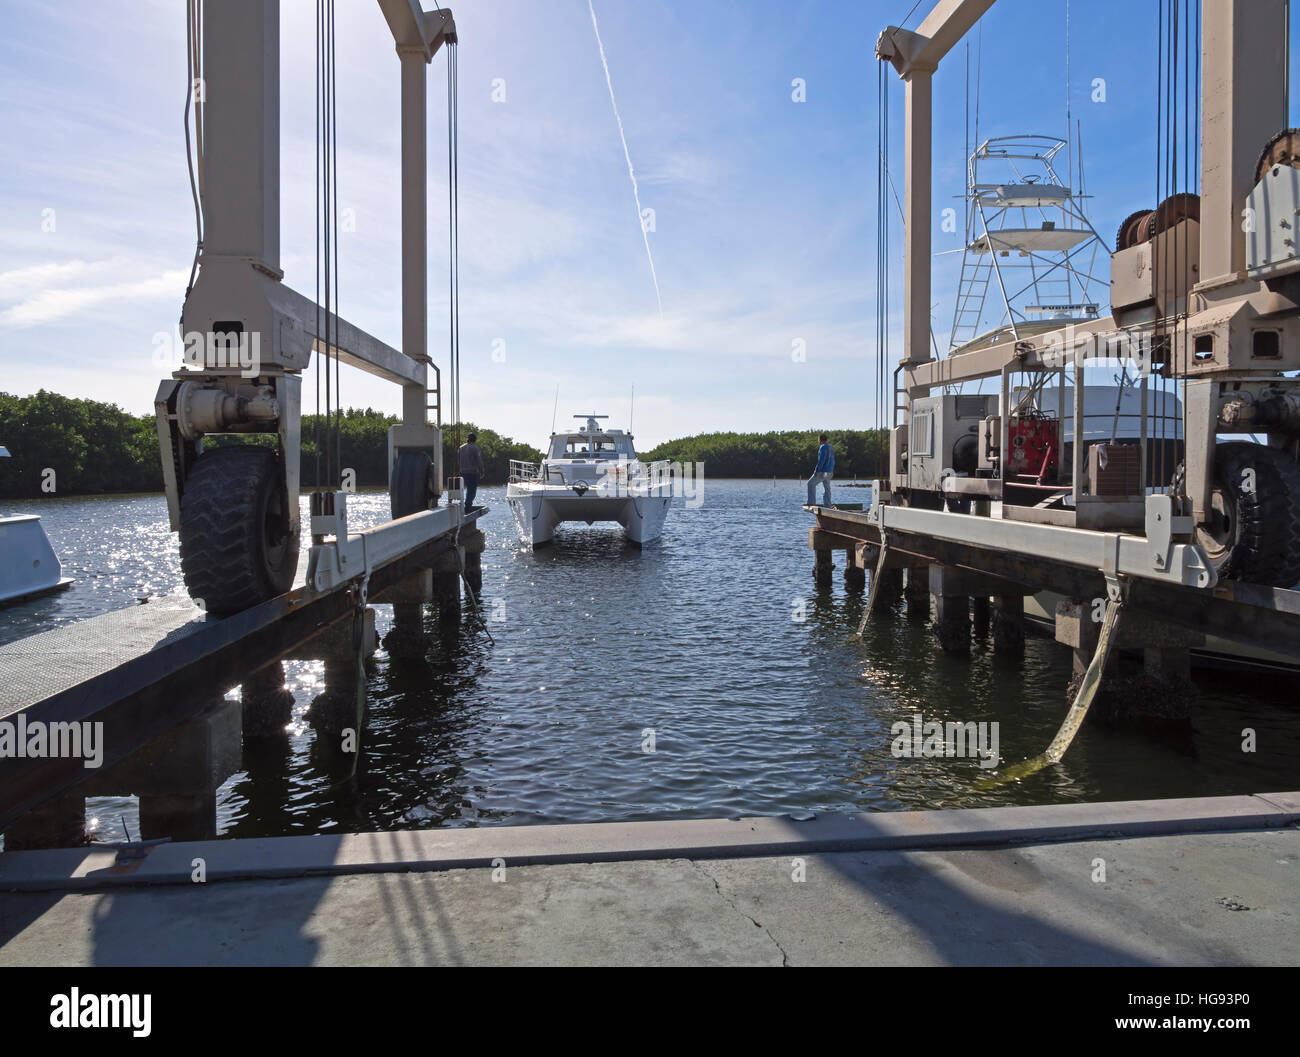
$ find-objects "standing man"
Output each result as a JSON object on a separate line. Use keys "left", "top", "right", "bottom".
{"left": 458, "top": 432, "right": 487, "bottom": 511}
{"left": 806, "top": 432, "right": 834, "bottom": 507}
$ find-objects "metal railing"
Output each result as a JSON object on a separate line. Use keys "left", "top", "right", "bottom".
{"left": 508, "top": 459, "right": 539, "bottom": 482}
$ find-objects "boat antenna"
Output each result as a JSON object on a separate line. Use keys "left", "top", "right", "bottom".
{"left": 629, "top": 383, "right": 635, "bottom": 433}
{"left": 551, "top": 384, "right": 560, "bottom": 434}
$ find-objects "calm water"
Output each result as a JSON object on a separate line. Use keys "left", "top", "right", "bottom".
{"left": 2, "top": 480, "right": 1298, "bottom": 841}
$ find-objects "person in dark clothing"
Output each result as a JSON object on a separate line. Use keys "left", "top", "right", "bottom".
{"left": 457, "top": 432, "right": 487, "bottom": 510}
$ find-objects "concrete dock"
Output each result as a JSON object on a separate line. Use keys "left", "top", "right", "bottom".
{"left": 1, "top": 793, "right": 1296, "bottom": 966}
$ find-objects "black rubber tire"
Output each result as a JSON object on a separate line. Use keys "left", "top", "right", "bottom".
{"left": 391, "top": 450, "right": 434, "bottom": 519}
{"left": 179, "top": 445, "right": 299, "bottom": 615}
{"left": 1175, "top": 441, "right": 1300, "bottom": 588}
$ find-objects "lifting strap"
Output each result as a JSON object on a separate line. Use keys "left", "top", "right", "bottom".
{"left": 853, "top": 533, "right": 893, "bottom": 640}
{"left": 977, "top": 590, "right": 1126, "bottom": 789}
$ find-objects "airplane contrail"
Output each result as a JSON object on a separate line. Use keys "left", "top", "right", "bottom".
{"left": 587, "top": 0, "right": 664, "bottom": 317}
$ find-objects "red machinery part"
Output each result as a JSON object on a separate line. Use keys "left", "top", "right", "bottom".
{"left": 1007, "top": 416, "right": 1060, "bottom": 485}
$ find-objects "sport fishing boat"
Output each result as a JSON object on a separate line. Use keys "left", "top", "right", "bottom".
{"left": 938, "top": 136, "right": 1299, "bottom": 671}
{"left": 0, "top": 446, "right": 74, "bottom": 603}
{"left": 506, "top": 415, "right": 673, "bottom": 547}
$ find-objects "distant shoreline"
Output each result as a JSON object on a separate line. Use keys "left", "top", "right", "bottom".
{"left": 4, "top": 478, "right": 880, "bottom": 502}
{"left": 3, "top": 390, "right": 888, "bottom": 499}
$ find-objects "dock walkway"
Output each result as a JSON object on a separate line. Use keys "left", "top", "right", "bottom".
{"left": 0, "top": 510, "right": 486, "bottom": 832}
{"left": 1, "top": 793, "right": 1296, "bottom": 966}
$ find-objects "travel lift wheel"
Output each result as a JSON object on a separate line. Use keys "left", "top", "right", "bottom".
{"left": 1174, "top": 441, "right": 1300, "bottom": 588}
{"left": 179, "top": 445, "right": 300, "bottom": 615}
{"left": 1116, "top": 208, "right": 1153, "bottom": 251}
{"left": 390, "top": 450, "right": 435, "bottom": 519}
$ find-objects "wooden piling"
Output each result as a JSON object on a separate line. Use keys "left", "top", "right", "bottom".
{"left": 241, "top": 660, "right": 294, "bottom": 739}
{"left": 992, "top": 595, "right": 1026, "bottom": 658}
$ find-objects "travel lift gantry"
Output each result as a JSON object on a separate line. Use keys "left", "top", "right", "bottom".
{"left": 155, "top": 1, "right": 459, "bottom": 616}
{"left": 867, "top": 0, "right": 1300, "bottom": 605}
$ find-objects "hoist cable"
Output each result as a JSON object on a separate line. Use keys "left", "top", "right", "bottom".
{"left": 454, "top": 43, "right": 461, "bottom": 446}
{"left": 447, "top": 46, "right": 455, "bottom": 448}
{"left": 318, "top": 0, "right": 331, "bottom": 487}
{"left": 183, "top": 0, "right": 204, "bottom": 313}
{"left": 1155, "top": 0, "right": 1165, "bottom": 490}
{"left": 314, "top": 0, "right": 342, "bottom": 488}
{"left": 314, "top": 0, "right": 322, "bottom": 489}
{"left": 447, "top": 42, "right": 461, "bottom": 450}
{"left": 332, "top": 0, "right": 342, "bottom": 481}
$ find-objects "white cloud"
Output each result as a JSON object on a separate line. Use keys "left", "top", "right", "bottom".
{"left": 0, "top": 259, "right": 114, "bottom": 300}
{"left": 0, "top": 268, "right": 188, "bottom": 328}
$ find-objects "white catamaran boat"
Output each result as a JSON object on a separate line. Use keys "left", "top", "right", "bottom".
{"left": 507, "top": 416, "right": 673, "bottom": 547}
{"left": 0, "top": 446, "right": 74, "bottom": 603}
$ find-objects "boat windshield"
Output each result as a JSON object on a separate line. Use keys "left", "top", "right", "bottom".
{"left": 557, "top": 436, "right": 623, "bottom": 459}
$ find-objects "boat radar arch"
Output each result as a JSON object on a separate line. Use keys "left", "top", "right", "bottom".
{"left": 575, "top": 414, "right": 609, "bottom": 434}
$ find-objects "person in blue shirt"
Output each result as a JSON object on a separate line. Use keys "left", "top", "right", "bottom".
{"left": 806, "top": 433, "right": 834, "bottom": 506}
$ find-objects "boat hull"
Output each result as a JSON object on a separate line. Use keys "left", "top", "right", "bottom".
{"left": 507, "top": 486, "right": 671, "bottom": 547}
{"left": 0, "top": 515, "right": 73, "bottom": 603}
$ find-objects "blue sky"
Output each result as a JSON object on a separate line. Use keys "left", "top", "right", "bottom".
{"left": 1, "top": 0, "right": 1297, "bottom": 448}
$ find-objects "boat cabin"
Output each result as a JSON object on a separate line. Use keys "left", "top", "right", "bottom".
{"left": 546, "top": 417, "right": 637, "bottom": 463}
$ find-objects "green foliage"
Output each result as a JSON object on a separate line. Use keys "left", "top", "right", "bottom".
{"left": 441, "top": 422, "right": 544, "bottom": 483}
{"left": 300, "top": 407, "right": 400, "bottom": 488}
{"left": 0, "top": 393, "right": 544, "bottom": 497}
{"left": 0, "top": 390, "right": 160, "bottom": 496}
{"left": 642, "top": 429, "right": 889, "bottom": 479}
{"left": 0, "top": 392, "right": 880, "bottom": 495}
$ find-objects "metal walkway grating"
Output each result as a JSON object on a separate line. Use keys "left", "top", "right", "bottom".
{"left": 0, "top": 596, "right": 207, "bottom": 720}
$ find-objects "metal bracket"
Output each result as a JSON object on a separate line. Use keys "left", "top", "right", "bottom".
{"left": 305, "top": 503, "right": 462, "bottom": 595}
{"left": 1144, "top": 492, "right": 1195, "bottom": 574}
{"left": 867, "top": 480, "right": 885, "bottom": 526}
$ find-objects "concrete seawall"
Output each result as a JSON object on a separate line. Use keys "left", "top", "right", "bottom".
{"left": 1, "top": 793, "right": 1297, "bottom": 965}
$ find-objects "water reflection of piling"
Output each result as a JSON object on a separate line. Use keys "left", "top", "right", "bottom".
{"left": 381, "top": 571, "right": 434, "bottom": 659}
{"left": 461, "top": 527, "right": 485, "bottom": 597}
{"left": 991, "top": 596, "right": 1026, "bottom": 659}
{"left": 241, "top": 661, "right": 294, "bottom": 739}
{"left": 300, "top": 611, "right": 376, "bottom": 738}
{"left": 903, "top": 567, "right": 929, "bottom": 620}
{"left": 810, "top": 511, "right": 1207, "bottom": 728}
